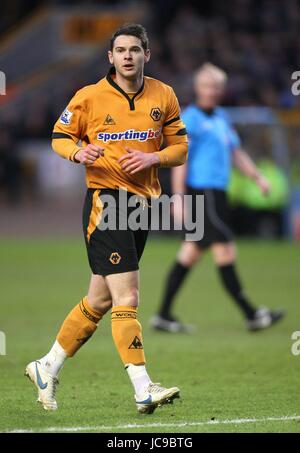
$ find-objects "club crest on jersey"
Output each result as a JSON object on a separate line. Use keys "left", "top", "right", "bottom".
{"left": 97, "top": 128, "right": 162, "bottom": 143}
{"left": 60, "top": 108, "right": 73, "bottom": 125}
{"left": 150, "top": 107, "right": 162, "bottom": 121}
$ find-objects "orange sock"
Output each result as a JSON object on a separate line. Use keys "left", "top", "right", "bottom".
{"left": 57, "top": 296, "right": 103, "bottom": 357}
{"left": 111, "top": 306, "right": 146, "bottom": 365}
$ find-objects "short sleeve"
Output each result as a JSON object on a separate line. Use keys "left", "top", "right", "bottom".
{"left": 217, "top": 107, "right": 241, "bottom": 152}
{"left": 181, "top": 107, "right": 197, "bottom": 138}
{"left": 228, "top": 126, "right": 241, "bottom": 151}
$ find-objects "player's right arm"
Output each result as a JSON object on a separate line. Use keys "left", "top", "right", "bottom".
{"left": 171, "top": 163, "right": 187, "bottom": 195}
{"left": 171, "top": 163, "right": 187, "bottom": 224}
{"left": 52, "top": 89, "right": 103, "bottom": 165}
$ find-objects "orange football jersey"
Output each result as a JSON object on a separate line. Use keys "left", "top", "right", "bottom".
{"left": 52, "top": 68, "right": 188, "bottom": 198}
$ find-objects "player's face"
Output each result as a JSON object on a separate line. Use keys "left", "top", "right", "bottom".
{"left": 108, "top": 35, "right": 150, "bottom": 81}
{"left": 194, "top": 73, "right": 225, "bottom": 109}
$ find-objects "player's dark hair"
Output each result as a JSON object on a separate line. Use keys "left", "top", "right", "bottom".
{"left": 110, "top": 23, "right": 149, "bottom": 51}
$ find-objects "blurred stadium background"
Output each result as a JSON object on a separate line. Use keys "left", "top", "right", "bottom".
{"left": 1, "top": 0, "right": 300, "bottom": 433}
{"left": 0, "top": 0, "right": 300, "bottom": 238}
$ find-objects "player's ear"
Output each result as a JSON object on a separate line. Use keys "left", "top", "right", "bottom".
{"left": 144, "top": 49, "right": 150, "bottom": 63}
{"left": 108, "top": 50, "right": 114, "bottom": 65}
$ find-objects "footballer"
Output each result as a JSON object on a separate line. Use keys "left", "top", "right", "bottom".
{"left": 25, "top": 23, "right": 188, "bottom": 414}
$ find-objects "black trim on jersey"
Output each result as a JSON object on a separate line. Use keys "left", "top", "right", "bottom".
{"left": 176, "top": 127, "right": 187, "bottom": 136}
{"left": 106, "top": 67, "right": 144, "bottom": 111}
{"left": 164, "top": 115, "right": 180, "bottom": 127}
{"left": 52, "top": 132, "right": 73, "bottom": 140}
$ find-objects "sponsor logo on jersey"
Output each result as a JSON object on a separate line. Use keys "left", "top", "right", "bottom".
{"left": 60, "top": 108, "right": 73, "bottom": 125}
{"left": 97, "top": 128, "right": 162, "bottom": 143}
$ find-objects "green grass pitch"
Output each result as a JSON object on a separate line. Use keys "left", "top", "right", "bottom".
{"left": 0, "top": 237, "right": 300, "bottom": 433}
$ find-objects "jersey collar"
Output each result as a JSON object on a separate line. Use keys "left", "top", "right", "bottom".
{"left": 106, "top": 67, "right": 145, "bottom": 111}
{"left": 197, "top": 105, "right": 216, "bottom": 116}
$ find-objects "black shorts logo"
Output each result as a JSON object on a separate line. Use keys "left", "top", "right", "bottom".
{"left": 128, "top": 336, "right": 143, "bottom": 349}
{"left": 150, "top": 107, "right": 162, "bottom": 121}
{"left": 109, "top": 252, "right": 121, "bottom": 264}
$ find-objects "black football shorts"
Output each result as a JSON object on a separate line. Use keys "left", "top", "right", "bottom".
{"left": 83, "top": 188, "right": 150, "bottom": 276}
{"left": 186, "top": 186, "right": 234, "bottom": 249}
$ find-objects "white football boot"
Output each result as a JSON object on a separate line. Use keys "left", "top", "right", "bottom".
{"left": 135, "top": 383, "right": 180, "bottom": 414}
{"left": 25, "top": 360, "right": 59, "bottom": 411}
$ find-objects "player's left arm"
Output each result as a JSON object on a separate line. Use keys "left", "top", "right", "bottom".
{"left": 154, "top": 87, "right": 188, "bottom": 168}
{"left": 233, "top": 147, "right": 271, "bottom": 195}
{"left": 119, "top": 87, "right": 188, "bottom": 175}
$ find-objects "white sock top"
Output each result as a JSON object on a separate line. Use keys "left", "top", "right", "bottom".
{"left": 39, "top": 340, "right": 67, "bottom": 377}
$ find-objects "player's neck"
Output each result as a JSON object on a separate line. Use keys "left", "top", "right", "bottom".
{"left": 114, "top": 71, "right": 144, "bottom": 94}
{"left": 197, "top": 102, "right": 216, "bottom": 115}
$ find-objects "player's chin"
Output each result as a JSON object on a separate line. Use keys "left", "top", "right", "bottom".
{"left": 120, "top": 68, "right": 139, "bottom": 80}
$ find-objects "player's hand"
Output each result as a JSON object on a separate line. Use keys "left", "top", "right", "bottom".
{"left": 119, "top": 147, "right": 160, "bottom": 174}
{"left": 255, "top": 174, "right": 271, "bottom": 196}
{"left": 74, "top": 144, "right": 104, "bottom": 166}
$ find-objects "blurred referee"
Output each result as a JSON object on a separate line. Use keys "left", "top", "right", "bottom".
{"left": 151, "top": 63, "right": 285, "bottom": 333}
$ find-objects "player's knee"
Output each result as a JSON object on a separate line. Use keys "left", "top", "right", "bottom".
{"left": 230, "top": 244, "right": 237, "bottom": 261}
{"left": 178, "top": 241, "right": 201, "bottom": 267}
{"left": 88, "top": 296, "right": 112, "bottom": 314}
{"left": 224, "top": 243, "right": 237, "bottom": 262}
{"left": 212, "top": 243, "right": 236, "bottom": 265}
{"left": 113, "top": 287, "right": 139, "bottom": 308}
